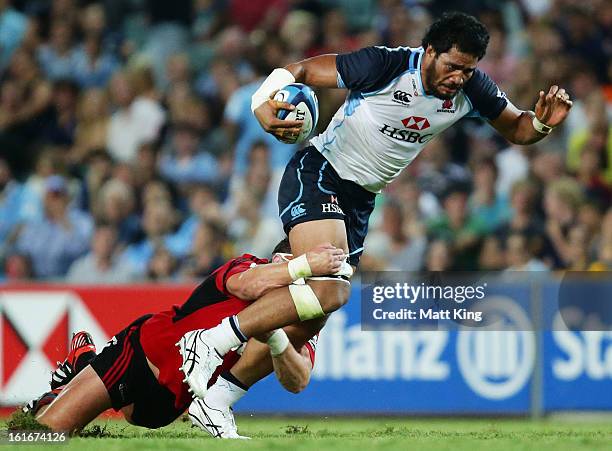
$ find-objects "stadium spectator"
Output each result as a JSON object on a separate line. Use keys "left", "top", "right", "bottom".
{"left": 147, "top": 246, "right": 178, "bottom": 281}
{"left": 93, "top": 178, "right": 140, "bottom": 245}
{"left": 425, "top": 239, "right": 453, "bottom": 272}
{"left": 106, "top": 69, "right": 165, "bottom": 163}
{"left": 180, "top": 219, "right": 226, "bottom": 279}
{"left": 167, "top": 184, "right": 223, "bottom": 258}
{"left": 279, "top": 11, "right": 317, "bottom": 62}
{"left": 17, "top": 149, "right": 64, "bottom": 222}
{"left": 0, "top": 158, "right": 23, "bottom": 258}
{"left": 564, "top": 224, "right": 592, "bottom": 271}
{"left": 363, "top": 200, "right": 427, "bottom": 271}
{"left": 159, "top": 122, "right": 219, "bottom": 187}
{"left": 67, "top": 224, "right": 134, "bottom": 284}
{"left": 2, "top": 253, "right": 33, "bottom": 282}
{"left": 120, "top": 200, "right": 177, "bottom": 276}
{"left": 505, "top": 233, "right": 549, "bottom": 272}
{"left": 542, "top": 178, "right": 585, "bottom": 269}
{"left": 428, "top": 184, "right": 487, "bottom": 270}
{"left": 589, "top": 208, "right": 612, "bottom": 271}
{"left": 478, "top": 235, "right": 506, "bottom": 271}
{"left": 37, "top": 19, "right": 75, "bottom": 81}
{"left": 469, "top": 158, "right": 511, "bottom": 233}
{"left": 0, "top": 0, "right": 29, "bottom": 70}
{"left": 69, "top": 88, "right": 110, "bottom": 165}
{"left": 16, "top": 175, "right": 93, "bottom": 278}
{"left": 0, "top": 48, "right": 52, "bottom": 175}
{"left": 417, "top": 139, "right": 471, "bottom": 202}
{"left": 496, "top": 179, "right": 544, "bottom": 243}
{"left": 39, "top": 79, "right": 79, "bottom": 147}
{"left": 71, "top": 30, "right": 119, "bottom": 88}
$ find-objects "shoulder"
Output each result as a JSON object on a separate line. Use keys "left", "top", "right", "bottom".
{"left": 336, "top": 46, "right": 418, "bottom": 92}
{"left": 462, "top": 69, "right": 507, "bottom": 120}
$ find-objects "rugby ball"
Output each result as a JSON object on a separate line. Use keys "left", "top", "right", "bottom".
{"left": 274, "top": 83, "right": 319, "bottom": 144}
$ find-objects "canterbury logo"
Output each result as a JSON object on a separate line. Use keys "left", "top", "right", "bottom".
{"left": 392, "top": 90, "right": 412, "bottom": 105}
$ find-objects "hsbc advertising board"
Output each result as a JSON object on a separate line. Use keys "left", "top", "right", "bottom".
{"left": 1, "top": 278, "right": 611, "bottom": 414}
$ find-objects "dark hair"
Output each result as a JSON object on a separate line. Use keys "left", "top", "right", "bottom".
{"left": 421, "top": 12, "right": 490, "bottom": 60}
{"left": 271, "top": 237, "right": 291, "bottom": 256}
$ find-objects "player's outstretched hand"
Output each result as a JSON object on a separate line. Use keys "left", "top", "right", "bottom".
{"left": 306, "top": 243, "right": 346, "bottom": 276}
{"left": 254, "top": 91, "right": 304, "bottom": 143}
{"left": 535, "top": 85, "right": 573, "bottom": 128}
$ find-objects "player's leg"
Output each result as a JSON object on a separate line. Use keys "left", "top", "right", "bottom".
{"left": 20, "top": 331, "right": 98, "bottom": 421}
{"left": 189, "top": 318, "right": 326, "bottom": 439}
{"left": 36, "top": 366, "right": 112, "bottom": 432}
{"left": 178, "top": 147, "right": 374, "bottom": 398}
{"left": 227, "top": 316, "right": 326, "bottom": 386}
{"left": 232, "top": 219, "right": 350, "bottom": 337}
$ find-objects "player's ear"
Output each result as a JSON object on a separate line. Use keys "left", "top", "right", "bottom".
{"left": 272, "top": 253, "right": 294, "bottom": 263}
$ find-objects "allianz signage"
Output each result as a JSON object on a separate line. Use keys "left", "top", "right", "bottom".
{"left": 238, "top": 278, "right": 612, "bottom": 414}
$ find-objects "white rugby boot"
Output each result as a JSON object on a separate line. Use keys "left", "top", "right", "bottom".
{"left": 177, "top": 329, "right": 223, "bottom": 399}
{"left": 188, "top": 397, "right": 250, "bottom": 439}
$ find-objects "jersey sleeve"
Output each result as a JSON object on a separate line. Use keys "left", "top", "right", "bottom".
{"left": 336, "top": 46, "right": 412, "bottom": 93}
{"left": 303, "top": 334, "right": 318, "bottom": 368}
{"left": 463, "top": 69, "right": 508, "bottom": 120}
{"left": 214, "top": 254, "right": 268, "bottom": 295}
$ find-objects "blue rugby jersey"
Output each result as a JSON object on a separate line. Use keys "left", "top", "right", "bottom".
{"left": 310, "top": 46, "right": 508, "bottom": 193}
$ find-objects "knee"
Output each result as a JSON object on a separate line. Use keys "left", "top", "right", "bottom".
{"left": 310, "top": 280, "right": 350, "bottom": 313}
{"left": 36, "top": 411, "right": 76, "bottom": 433}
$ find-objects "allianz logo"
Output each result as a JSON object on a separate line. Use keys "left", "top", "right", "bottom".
{"left": 313, "top": 298, "right": 538, "bottom": 400}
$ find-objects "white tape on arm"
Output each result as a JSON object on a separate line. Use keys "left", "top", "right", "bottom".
{"left": 532, "top": 116, "right": 553, "bottom": 135}
{"left": 287, "top": 254, "right": 312, "bottom": 281}
{"left": 267, "top": 329, "right": 290, "bottom": 356}
{"left": 251, "top": 68, "right": 296, "bottom": 112}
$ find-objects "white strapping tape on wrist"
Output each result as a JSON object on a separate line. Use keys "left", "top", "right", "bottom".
{"left": 288, "top": 254, "right": 312, "bottom": 281}
{"left": 289, "top": 284, "right": 325, "bottom": 321}
{"left": 267, "top": 329, "right": 290, "bottom": 356}
{"left": 251, "top": 68, "right": 296, "bottom": 112}
{"left": 532, "top": 116, "right": 553, "bottom": 135}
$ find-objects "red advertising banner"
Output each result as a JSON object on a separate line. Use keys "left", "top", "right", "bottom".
{"left": 0, "top": 284, "right": 196, "bottom": 407}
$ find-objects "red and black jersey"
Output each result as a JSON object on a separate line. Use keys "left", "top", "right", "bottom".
{"left": 139, "top": 254, "right": 264, "bottom": 410}
{"left": 139, "top": 254, "right": 317, "bottom": 412}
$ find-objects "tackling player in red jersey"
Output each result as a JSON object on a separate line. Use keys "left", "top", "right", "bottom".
{"left": 23, "top": 239, "right": 344, "bottom": 437}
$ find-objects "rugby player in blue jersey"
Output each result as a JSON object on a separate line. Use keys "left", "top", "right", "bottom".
{"left": 176, "top": 12, "right": 572, "bottom": 413}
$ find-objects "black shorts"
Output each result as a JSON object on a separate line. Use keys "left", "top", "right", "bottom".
{"left": 278, "top": 146, "right": 376, "bottom": 266}
{"left": 89, "top": 315, "right": 182, "bottom": 429}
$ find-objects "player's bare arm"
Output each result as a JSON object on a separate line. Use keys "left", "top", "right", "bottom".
{"left": 225, "top": 243, "right": 345, "bottom": 300}
{"left": 269, "top": 339, "right": 313, "bottom": 393}
{"left": 491, "top": 85, "right": 573, "bottom": 145}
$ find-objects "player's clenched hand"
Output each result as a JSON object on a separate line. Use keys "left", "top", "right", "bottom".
{"left": 306, "top": 243, "right": 346, "bottom": 276}
{"left": 254, "top": 91, "right": 304, "bottom": 143}
{"left": 535, "top": 85, "right": 573, "bottom": 128}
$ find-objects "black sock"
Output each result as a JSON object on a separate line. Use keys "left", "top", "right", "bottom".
{"left": 221, "top": 371, "right": 249, "bottom": 391}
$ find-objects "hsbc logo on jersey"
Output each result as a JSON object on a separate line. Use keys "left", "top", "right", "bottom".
{"left": 379, "top": 122, "right": 434, "bottom": 144}
{"left": 401, "top": 116, "right": 430, "bottom": 130}
{"left": 392, "top": 90, "right": 412, "bottom": 105}
{"left": 322, "top": 203, "right": 344, "bottom": 215}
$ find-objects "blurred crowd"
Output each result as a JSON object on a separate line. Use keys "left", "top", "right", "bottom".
{"left": 0, "top": 0, "right": 610, "bottom": 283}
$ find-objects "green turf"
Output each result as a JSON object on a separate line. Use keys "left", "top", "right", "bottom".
{"left": 2, "top": 416, "right": 611, "bottom": 450}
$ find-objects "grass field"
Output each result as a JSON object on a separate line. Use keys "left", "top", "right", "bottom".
{"left": 2, "top": 416, "right": 611, "bottom": 450}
